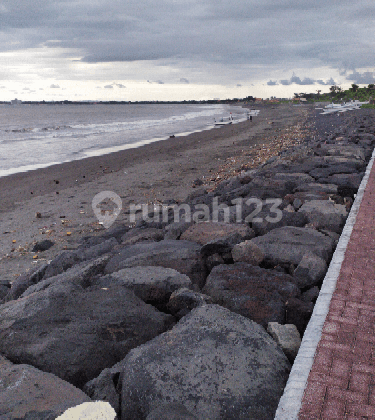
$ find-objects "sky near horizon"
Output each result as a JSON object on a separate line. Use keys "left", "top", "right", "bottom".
{"left": 1, "top": 0, "right": 375, "bottom": 101}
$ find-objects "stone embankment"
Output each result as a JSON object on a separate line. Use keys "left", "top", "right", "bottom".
{"left": 1, "top": 110, "right": 375, "bottom": 419}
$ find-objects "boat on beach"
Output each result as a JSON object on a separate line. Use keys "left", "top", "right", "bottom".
{"left": 318, "top": 100, "right": 369, "bottom": 114}
{"left": 214, "top": 114, "right": 233, "bottom": 125}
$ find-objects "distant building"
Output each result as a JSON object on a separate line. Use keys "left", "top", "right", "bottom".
{"left": 11, "top": 98, "right": 22, "bottom": 105}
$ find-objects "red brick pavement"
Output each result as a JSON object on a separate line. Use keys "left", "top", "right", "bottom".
{"left": 298, "top": 166, "right": 375, "bottom": 420}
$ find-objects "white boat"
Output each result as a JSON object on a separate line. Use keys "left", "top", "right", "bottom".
{"left": 214, "top": 114, "right": 233, "bottom": 125}
{"left": 247, "top": 109, "right": 260, "bottom": 119}
{"left": 319, "top": 100, "right": 369, "bottom": 115}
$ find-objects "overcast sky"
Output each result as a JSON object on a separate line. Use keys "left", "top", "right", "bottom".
{"left": 1, "top": 0, "right": 374, "bottom": 101}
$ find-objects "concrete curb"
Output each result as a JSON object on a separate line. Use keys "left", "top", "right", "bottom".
{"left": 274, "top": 147, "right": 375, "bottom": 419}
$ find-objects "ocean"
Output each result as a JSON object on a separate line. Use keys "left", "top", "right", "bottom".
{"left": 0, "top": 103, "right": 248, "bottom": 178}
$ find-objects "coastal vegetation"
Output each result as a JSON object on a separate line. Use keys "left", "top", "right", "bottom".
{"left": 296, "top": 84, "right": 375, "bottom": 103}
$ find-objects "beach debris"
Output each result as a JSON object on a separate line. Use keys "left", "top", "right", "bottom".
{"left": 66, "top": 232, "right": 72, "bottom": 236}
{"left": 206, "top": 113, "right": 312, "bottom": 191}
{"left": 54, "top": 180, "right": 60, "bottom": 184}
{"left": 35, "top": 212, "right": 42, "bottom": 218}
{"left": 32, "top": 255, "right": 38, "bottom": 260}
{"left": 32, "top": 240, "right": 55, "bottom": 253}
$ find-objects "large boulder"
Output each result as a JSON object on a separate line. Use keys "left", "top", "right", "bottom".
{"left": 104, "top": 240, "right": 206, "bottom": 289}
{"left": 166, "top": 287, "right": 212, "bottom": 319}
{"left": 318, "top": 144, "right": 366, "bottom": 161}
{"left": 250, "top": 227, "right": 335, "bottom": 267}
{"left": 285, "top": 298, "right": 314, "bottom": 334}
{"left": 43, "top": 238, "right": 118, "bottom": 279}
{"left": 273, "top": 172, "right": 314, "bottom": 186}
{"left": 267, "top": 322, "right": 301, "bottom": 363}
{"left": 251, "top": 209, "right": 307, "bottom": 236}
{"left": 203, "top": 263, "right": 300, "bottom": 327}
{"left": 298, "top": 200, "right": 347, "bottom": 233}
{"left": 295, "top": 183, "right": 338, "bottom": 194}
{"left": 120, "top": 228, "right": 164, "bottom": 245}
{"left": 0, "top": 355, "right": 90, "bottom": 419}
{"left": 164, "top": 220, "right": 193, "bottom": 240}
{"left": 180, "top": 222, "right": 254, "bottom": 255}
{"left": 83, "top": 360, "right": 125, "bottom": 415}
{"left": 245, "top": 177, "right": 295, "bottom": 197}
{"left": 309, "top": 164, "right": 358, "bottom": 179}
{"left": 20, "top": 256, "right": 111, "bottom": 298}
{"left": 0, "top": 284, "right": 174, "bottom": 388}
{"left": 293, "top": 253, "right": 327, "bottom": 288}
{"left": 6, "top": 263, "right": 49, "bottom": 301}
{"left": 93, "top": 266, "right": 192, "bottom": 306}
{"left": 318, "top": 173, "right": 363, "bottom": 190}
{"left": 119, "top": 305, "right": 291, "bottom": 420}
{"left": 231, "top": 240, "right": 264, "bottom": 265}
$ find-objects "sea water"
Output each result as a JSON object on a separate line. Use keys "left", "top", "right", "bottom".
{"left": 0, "top": 103, "right": 248, "bottom": 177}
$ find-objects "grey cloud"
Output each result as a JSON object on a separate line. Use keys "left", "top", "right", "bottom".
{"left": 346, "top": 71, "right": 375, "bottom": 84}
{"left": 115, "top": 83, "right": 126, "bottom": 88}
{"left": 267, "top": 80, "right": 278, "bottom": 86}
{"left": 104, "top": 85, "right": 113, "bottom": 88}
{"left": 236, "top": 84, "right": 242, "bottom": 87}
{"left": 316, "top": 78, "right": 337, "bottom": 85}
{"left": 50, "top": 84, "right": 60, "bottom": 88}
{"left": 0, "top": 0, "right": 374, "bottom": 83}
{"left": 279, "top": 75, "right": 337, "bottom": 86}
{"left": 180, "top": 78, "right": 190, "bottom": 84}
{"left": 326, "top": 77, "right": 337, "bottom": 85}
{"left": 299, "top": 78, "right": 315, "bottom": 85}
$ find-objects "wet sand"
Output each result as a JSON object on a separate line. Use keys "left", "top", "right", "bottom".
{"left": 0, "top": 103, "right": 311, "bottom": 282}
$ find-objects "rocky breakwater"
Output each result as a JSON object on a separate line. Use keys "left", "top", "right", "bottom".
{"left": 1, "top": 109, "right": 375, "bottom": 419}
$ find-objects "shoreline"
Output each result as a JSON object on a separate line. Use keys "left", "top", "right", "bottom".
{"left": 0, "top": 103, "right": 247, "bottom": 179}
{"left": 0, "top": 103, "right": 309, "bottom": 282}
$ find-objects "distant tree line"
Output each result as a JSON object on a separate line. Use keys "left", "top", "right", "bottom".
{"left": 294, "top": 84, "right": 375, "bottom": 102}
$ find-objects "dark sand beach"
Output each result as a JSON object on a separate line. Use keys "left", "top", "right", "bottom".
{"left": 0, "top": 103, "right": 310, "bottom": 282}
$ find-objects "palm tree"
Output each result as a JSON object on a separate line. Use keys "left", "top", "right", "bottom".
{"left": 350, "top": 84, "right": 359, "bottom": 92}
{"left": 329, "top": 85, "right": 338, "bottom": 94}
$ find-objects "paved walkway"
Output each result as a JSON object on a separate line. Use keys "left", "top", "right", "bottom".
{"left": 275, "top": 150, "right": 375, "bottom": 420}
{"left": 298, "top": 166, "right": 375, "bottom": 419}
